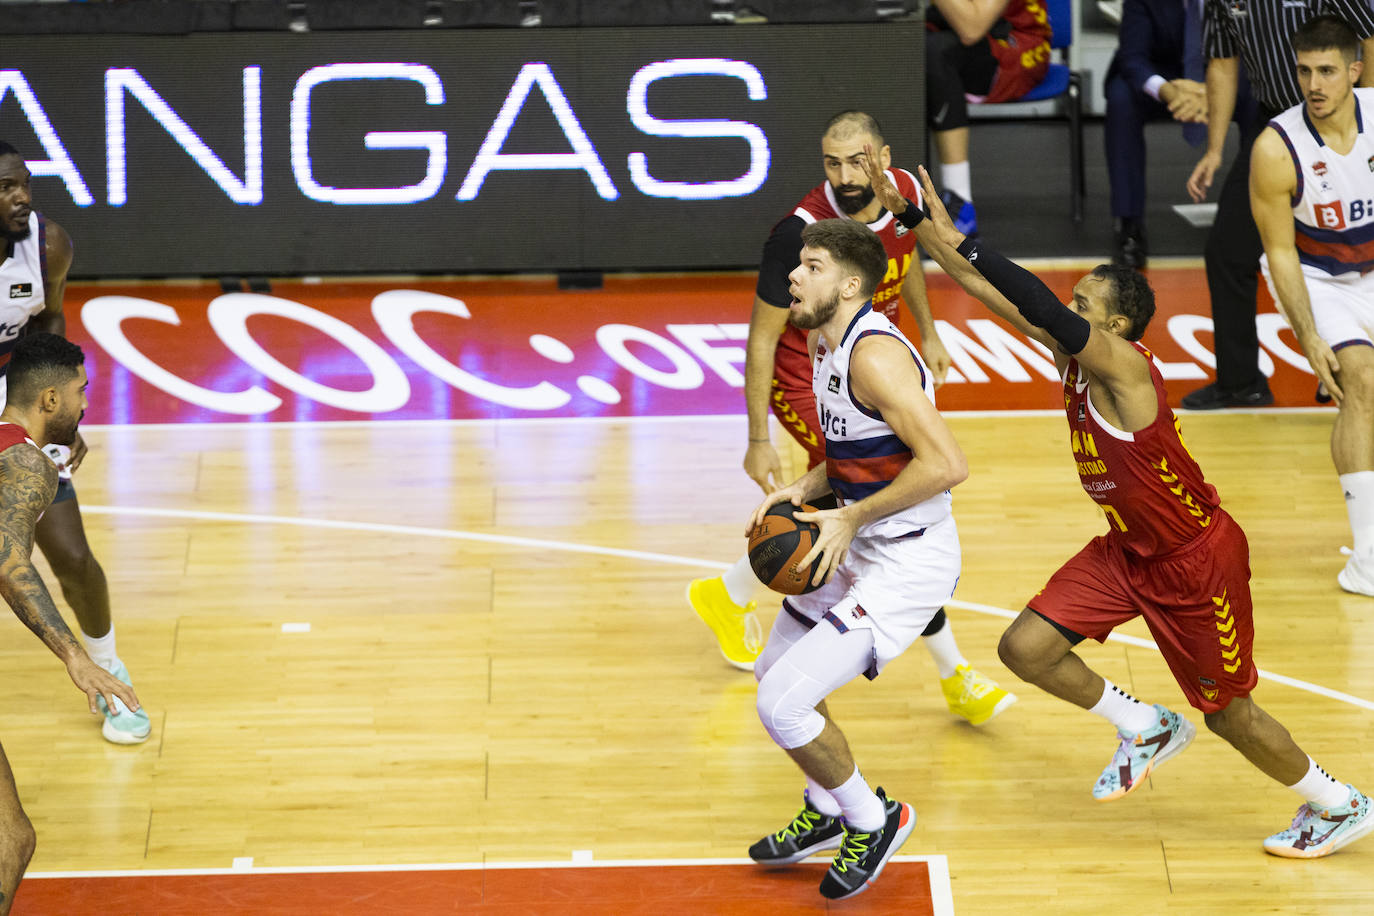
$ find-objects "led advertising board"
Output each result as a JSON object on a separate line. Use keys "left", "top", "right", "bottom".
{"left": 0, "top": 23, "right": 924, "bottom": 277}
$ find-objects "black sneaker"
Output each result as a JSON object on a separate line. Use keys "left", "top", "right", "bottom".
{"left": 748, "top": 795, "right": 844, "bottom": 865}
{"left": 1180, "top": 379, "right": 1275, "bottom": 410}
{"left": 817, "top": 787, "right": 916, "bottom": 900}
{"left": 1113, "top": 220, "right": 1147, "bottom": 270}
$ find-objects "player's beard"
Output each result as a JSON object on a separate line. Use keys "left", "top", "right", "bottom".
{"left": 48, "top": 408, "right": 82, "bottom": 448}
{"left": 791, "top": 289, "right": 841, "bottom": 330}
{"left": 0, "top": 221, "right": 31, "bottom": 243}
{"left": 832, "top": 183, "right": 875, "bottom": 215}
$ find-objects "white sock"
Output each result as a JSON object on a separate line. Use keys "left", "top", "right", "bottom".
{"left": 805, "top": 776, "right": 842, "bottom": 817}
{"left": 722, "top": 555, "right": 758, "bottom": 606}
{"left": 1088, "top": 680, "right": 1158, "bottom": 735}
{"left": 920, "top": 616, "right": 966, "bottom": 679}
{"left": 940, "top": 160, "right": 972, "bottom": 202}
{"left": 1339, "top": 471, "right": 1374, "bottom": 559}
{"left": 82, "top": 626, "right": 119, "bottom": 671}
{"left": 828, "top": 766, "right": 885, "bottom": 831}
{"left": 1289, "top": 756, "right": 1351, "bottom": 810}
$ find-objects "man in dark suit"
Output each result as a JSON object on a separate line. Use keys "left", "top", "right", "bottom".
{"left": 1103, "top": 0, "right": 1253, "bottom": 268}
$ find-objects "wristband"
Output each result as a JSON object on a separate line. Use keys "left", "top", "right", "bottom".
{"left": 896, "top": 199, "right": 926, "bottom": 230}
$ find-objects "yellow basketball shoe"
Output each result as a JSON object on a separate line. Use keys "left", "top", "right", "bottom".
{"left": 687, "top": 576, "right": 762, "bottom": 671}
{"left": 940, "top": 664, "right": 1017, "bottom": 725}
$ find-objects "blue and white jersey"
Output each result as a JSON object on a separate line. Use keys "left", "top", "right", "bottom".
{"left": 812, "top": 303, "right": 952, "bottom": 539}
{"left": 1265, "top": 88, "right": 1374, "bottom": 276}
{"left": 0, "top": 210, "right": 48, "bottom": 373}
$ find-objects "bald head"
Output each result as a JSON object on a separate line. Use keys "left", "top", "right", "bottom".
{"left": 823, "top": 111, "right": 885, "bottom": 148}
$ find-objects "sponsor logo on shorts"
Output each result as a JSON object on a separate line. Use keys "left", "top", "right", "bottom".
{"left": 1198, "top": 676, "right": 1218, "bottom": 701}
{"left": 8, "top": 283, "right": 31, "bottom": 299}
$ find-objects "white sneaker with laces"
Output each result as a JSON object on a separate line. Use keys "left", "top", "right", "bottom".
{"left": 1264, "top": 786, "right": 1374, "bottom": 858}
{"left": 1092, "top": 704, "right": 1195, "bottom": 801}
{"left": 1337, "top": 547, "right": 1374, "bottom": 596}
{"left": 97, "top": 660, "right": 151, "bottom": 745}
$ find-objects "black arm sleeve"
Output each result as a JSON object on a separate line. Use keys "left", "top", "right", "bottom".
{"left": 955, "top": 237, "right": 1090, "bottom": 354}
{"left": 755, "top": 215, "right": 806, "bottom": 308}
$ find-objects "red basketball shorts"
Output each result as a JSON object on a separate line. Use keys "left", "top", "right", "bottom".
{"left": 770, "top": 353, "right": 825, "bottom": 470}
{"left": 1027, "top": 509, "right": 1258, "bottom": 713}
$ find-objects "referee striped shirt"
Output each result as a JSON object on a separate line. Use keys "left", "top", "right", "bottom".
{"left": 1204, "top": 0, "right": 1374, "bottom": 111}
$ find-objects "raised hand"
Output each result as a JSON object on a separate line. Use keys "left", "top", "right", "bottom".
{"left": 861, "top": 143, "right": 909, "bottom": 216}
{"left": 917, "top": 166, "right": 966, "bottom": 249}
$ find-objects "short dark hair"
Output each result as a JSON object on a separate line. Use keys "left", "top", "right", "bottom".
{"left": 0, "top": 141, "right": 19, "bottom": 161}
{"left": 800, "top": 218, "right": 889, "bottom": 301}
{"left": 823, "top": 111, "right": 885, "bottom": 148}
{"left": 7, "top": 333, "right": 84, "bottom": 406}
{"left": 1293, "top": 14, "right": 1361, "bottom": 64}
{"left": 1090, "top": 264, "right": 1156, "bottom": 341}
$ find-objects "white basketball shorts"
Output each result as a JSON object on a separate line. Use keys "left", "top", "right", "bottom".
{"left": 783, "top": 512, "right": 961, "bottom": 678}
{"left": 1261, "top": 258, "right": 1374, "bottom": 351}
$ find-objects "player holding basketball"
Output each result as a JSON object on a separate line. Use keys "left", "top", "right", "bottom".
{"left": 745, "top": 217, "right": 967, "bottom": 898}
{"left": 0, "top": 333, "right": 141, "bottom": 914}
{"left": 892, "top": 155, "right": 1373, "bottom": 857}
{"left": 688, "top": 112, "right": 1015, "bottom": 729}
{"left": 1249, "top": 17, "right": 1374, "bottom": 596}
{"left": 0, "top": 142, "right": 150, "bottom": 744}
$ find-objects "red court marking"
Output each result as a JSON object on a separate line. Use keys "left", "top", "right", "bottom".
{"left": 17, "top": 860, "right": 937, "bottom": 915}
{"left": 63, "top": 267, "right": 1316, "bottom": 425}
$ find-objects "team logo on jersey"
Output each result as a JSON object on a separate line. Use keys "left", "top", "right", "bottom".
{"left": 1226, "top": 0, "right": 1247, "bottom": 19}
{"left": 850, "top": 604, "right": 867, "bottom": 621}
{"left": 7, "top": 283, "right": 30, "bottom": 299}
{"left": 1368, "top": 154, "right": 1374, "bottom": 172}
{"left": 827, "top": 374, "right": 840, "bottom": 393}
{"left": 894, "top": 222, "right": 908, "bottom": 237}
{"left": 1077, "top": 402, "right": 1086, "bottom": 423}
{"left": 1312, "top": 160, "right": 1328, "bottom": 177}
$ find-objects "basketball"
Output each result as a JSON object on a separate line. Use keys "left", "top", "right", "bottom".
{"left": 748, "top": 502, "right": 823, "bottom": 595}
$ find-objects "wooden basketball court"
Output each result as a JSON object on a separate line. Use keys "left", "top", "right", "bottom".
{"left": 3, "top": 263, "right": 1372, "bottom": 913}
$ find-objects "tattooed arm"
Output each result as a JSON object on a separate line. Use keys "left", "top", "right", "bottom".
{"left": 0, "top": 443, "right": 139, "bottom": 714}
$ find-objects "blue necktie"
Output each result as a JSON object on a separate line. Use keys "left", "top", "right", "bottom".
{"left": 1182, "top": 0, "right": 1206, "bottom": 146}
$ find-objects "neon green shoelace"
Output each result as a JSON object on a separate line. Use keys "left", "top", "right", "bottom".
{"left": 776, "top": 807, "right": 823, "bottom": 841}
{"left": 831, "top": 830, "right": 874, "bottom": 873}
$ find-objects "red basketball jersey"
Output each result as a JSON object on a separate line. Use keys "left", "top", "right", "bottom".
{"left": 0, "top": 423, "right": 34, "bottom": 454}
{"left": 1064, "top": 343, "right": 1220, "bottom": 557}
{"left": 774, "top": 168, "right": 924, "bottom": 389}
{"left": 985, "top": 0, "right": 1052, "bottom": 103}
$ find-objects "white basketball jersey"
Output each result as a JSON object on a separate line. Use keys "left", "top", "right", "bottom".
{"left": 1266, "top": 88, "right": 1374, "bottom": 276}
{"left": 812, "top": 304, "right": 952, "bottom": 538}
{"left": 0, "top": 211, "right": 48, "bottom": 366}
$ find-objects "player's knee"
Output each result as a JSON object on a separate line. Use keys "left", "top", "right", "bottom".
{"left": 756, "top": 673, "right": 823, "bottom": 750}
{"left": 997, "top": 626, "right": 1037, "bottom": 679}
{"left": 47, "top": 546, "right": 101, "bottom": 584}
{"left": 1338, "top": 362, "right": 1374, "bottom": 408}
{"left": 1203, "top": 697, "right": 1252, "bottom": 742}
{"left": 0, "top": 811, "right": 36, "bottom": 874}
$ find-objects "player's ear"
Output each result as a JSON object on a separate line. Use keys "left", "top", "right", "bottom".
{"left": 880, "top": 145, "right": 892, "bottom": 170}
